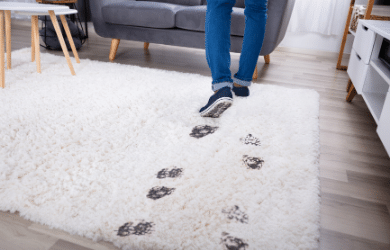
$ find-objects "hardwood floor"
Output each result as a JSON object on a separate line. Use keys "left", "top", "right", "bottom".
{"left": 1, "top": 19, "right": 389, "bottom": 250}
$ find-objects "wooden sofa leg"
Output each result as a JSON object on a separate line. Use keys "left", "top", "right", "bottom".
{"left": 264, "top": 54, "right": 270, "bottom": 64}
{"left": 144, "top": 42, "right": 149, "bottom": 50}
{"left": 109, "top": 38, "right": 120, "bottom": 61}
{"left": 252, "top": 55, "right": 270, "bottom": 79}
{"left": 253, "top": 65, "right": 258, "bottom": 80}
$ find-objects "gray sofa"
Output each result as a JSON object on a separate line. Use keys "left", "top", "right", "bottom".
{"left": 90, "top": 0, "right": 295, "bottom": 73}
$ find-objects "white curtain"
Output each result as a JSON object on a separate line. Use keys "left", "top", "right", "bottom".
{"left": 287, "top": 0, "right": 351, "bottom": 36}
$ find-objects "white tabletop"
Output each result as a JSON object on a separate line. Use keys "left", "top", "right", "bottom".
{"left": 15, "top": 9, "right": 78, "bottom": 16}
{"left": 0, "top": 2, "right": 69, "bottom": 11}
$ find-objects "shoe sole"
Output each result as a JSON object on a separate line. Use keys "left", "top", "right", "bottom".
{"left": 200, "top": 97, "right": 233, "bottom": 118}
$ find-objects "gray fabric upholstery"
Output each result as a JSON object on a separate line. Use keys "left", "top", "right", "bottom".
{"left": 90, "top": 0, "right": 296, "bottom": 56}
{"left": 102, "top": 1, "right": 186, "bottom": 28}
{"left": 137, "top": 0, "right": 201, "bottom": 6}
{"left": 201, "top": 0, "right": 245, "bottom": 8}
{"left": 234, "top": 0, "right": 245, "bottom": 8}
{"left": 261, "top": 0, "right": 290, "bottom": 54}
{"left": 175, "top": 6, "right": 245, "bottom": 36}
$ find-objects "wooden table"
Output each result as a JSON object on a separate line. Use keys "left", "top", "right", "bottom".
{"left": 0, "top": 2, "right": 80, "bottom": 88}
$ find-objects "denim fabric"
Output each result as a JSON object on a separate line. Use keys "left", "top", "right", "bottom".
{"left": 205, "top": 0, "right": 268, "bottom": 91}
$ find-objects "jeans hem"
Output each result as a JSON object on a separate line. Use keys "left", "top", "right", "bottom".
{"left": 212, "top": 81, "right": 233, "bottom": 92}
{"left": 233, "top": 77, "right": 251, "bottom": 87}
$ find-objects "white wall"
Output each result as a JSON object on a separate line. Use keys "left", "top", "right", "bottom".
{"left": 279, "top": 31, "right": 354, "bottom": 54}
{"left": 279, "top": 0, "right": 389, "bottom": 54}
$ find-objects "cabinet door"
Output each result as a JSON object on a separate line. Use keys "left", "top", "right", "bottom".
{"left": 377, "top": 92, "right": 390, "bottom": 157}
{"left": 353, "top": 22, "right": 376, "bottom": 65}
{"left": 347, "top": 49, "right": 369, "bottom": 94}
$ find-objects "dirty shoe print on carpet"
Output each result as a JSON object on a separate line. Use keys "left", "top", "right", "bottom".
{"left": 0, "top": 49, "right": 320, "bottom": 250}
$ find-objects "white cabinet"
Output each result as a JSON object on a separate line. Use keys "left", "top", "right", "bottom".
{"left": 347, "top": 20, "right": 390, "bottom": 156}
{"left": 353, "top": 22, "right": 376, "bottom": 64}
{"left": 347, "top": 49, "right": 369, "bottom": 94}
{"left": 363, "top": 61, "right": 389, "bottom": 121}
{"left": 378, "top": 95, "right": 390, "bottom": 153}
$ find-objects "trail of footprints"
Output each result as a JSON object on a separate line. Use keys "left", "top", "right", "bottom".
{"left": 116, "top": 126, "right": 263, "bottom": 250}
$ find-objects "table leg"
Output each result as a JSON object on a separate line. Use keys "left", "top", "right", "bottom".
{"left": 48, "top": 10, "right": 75, "bottom": 75}
{"left": 31, "top": 17, "right": 35, "bottom": 62}
{"left": 5, "top": 10, "right": 11, "bottom": 70}
{"left": 32, "top": 15, "right": 41, "bottom": 73}
{"left": 0, "top": 11, "right": 5, "bottom": 88}
{"left": 59, "top": 15, "right": 80, "bottom": 63}
{"left": 346, "top": 79, "right": 352, "bottom": 92}
{"left": 346, "top": 82, "right": 357, "bottom": 102}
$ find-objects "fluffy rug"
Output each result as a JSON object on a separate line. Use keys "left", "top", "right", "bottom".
{"left": 0, "top": 48, "right": 320, "bottom": 250}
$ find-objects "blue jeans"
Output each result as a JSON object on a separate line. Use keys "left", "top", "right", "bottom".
{"left": 205, "top": 0, "right": 268, "bottom": 92}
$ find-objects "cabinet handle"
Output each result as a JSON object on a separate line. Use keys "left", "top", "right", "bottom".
{"left": 363, "top": 25, "right": 368, "bottom": 31}
{"left": 356, "top": 53, "right": 361, "bottom": 60}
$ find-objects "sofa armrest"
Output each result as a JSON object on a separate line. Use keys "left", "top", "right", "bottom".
{"left": 275, "top": 0, "right": 296, "bottom": 46}
{"left": 90, "top": 0, "right": 136, "bottom": 38}
{"left": 261, "top": 0, "right": 296, "bottom": 55}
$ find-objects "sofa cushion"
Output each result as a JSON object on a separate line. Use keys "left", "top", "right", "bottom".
{"left": 201, "top": 0, "right": 245, "bottom": 8}
{"left": 137, "top": 0, "right": 202, "bottom": 6}
{"left": 175, "top": 6, "right": 245, "bottom": 36}
{"left": 102, "top": 1, "right": 186, "bottom": 28}
{"left": 234, "top": 0, "right": 245, "bottom": 8}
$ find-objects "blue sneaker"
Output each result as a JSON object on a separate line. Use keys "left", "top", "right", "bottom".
{"left": 232, "top": 85, "right": 249, "bottom": 97}
{"left": 199, "top": 87, "right": 233, "bottom": 118}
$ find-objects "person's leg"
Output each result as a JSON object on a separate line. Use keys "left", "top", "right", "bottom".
{"left": 233, "top": 0, "right": 268, "bottom": 93}
{"left": 205, "top": 0, "right": 236, "bottom": 92}
{"left": 200, "top": 0, "right": 236, "bottom": 118}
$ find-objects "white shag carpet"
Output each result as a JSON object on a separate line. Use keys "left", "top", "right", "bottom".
{"left": 0, "top": 48, "right": 320, "bottom": 250}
